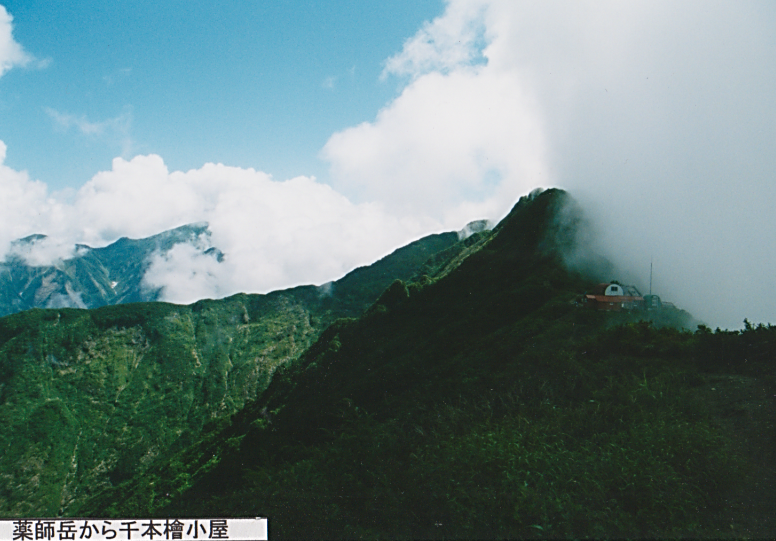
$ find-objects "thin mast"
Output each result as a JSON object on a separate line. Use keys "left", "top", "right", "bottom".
{"left": 649, "top": 259, "right": 653, "bottom": 295}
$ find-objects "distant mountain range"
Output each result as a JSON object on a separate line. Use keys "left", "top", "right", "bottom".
{"left": 0, "top": 221, "right": 487, "bottom": 318}
{"left": 0, "top": 224, "right": 218, "bottom": 316}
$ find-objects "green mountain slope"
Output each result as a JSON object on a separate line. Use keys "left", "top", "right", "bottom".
{"left": 0, "top": 230, "right": 461, "bottom": 516}
{"left": 90, "top": 189, "right": 774, "bottom": 538}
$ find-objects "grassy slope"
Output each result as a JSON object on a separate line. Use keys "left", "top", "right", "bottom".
{"left": 131, "top": 189, "right": 774, "bottom": 539}
{"left": 0, "top": 232, "right": 459, "bottom": 516}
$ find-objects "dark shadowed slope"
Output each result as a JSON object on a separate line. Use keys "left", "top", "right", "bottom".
{"left": 125, "top": 189, "right": 771, "bottom": 539}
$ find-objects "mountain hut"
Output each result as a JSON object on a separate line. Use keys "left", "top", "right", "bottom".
{"left": 585, "top": 283, "right": 644, "bottom": 311}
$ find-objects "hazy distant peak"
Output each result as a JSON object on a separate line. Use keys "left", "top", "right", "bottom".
{"left": 131, "top": 222, "right": 210, "bottom": 243}
{"left": 0, "top": 222, "right": 223, "bottom": 317}
{"left": 458, "top": 219, "right": 492, "bottom": 240}
{"left": 203, "top": 247, "right": 225, "bottom": 263}
{"left": 12, "top": 233, "right": 47, "bottom": 246}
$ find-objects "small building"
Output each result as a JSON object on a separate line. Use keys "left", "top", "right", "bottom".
{"left": 643, "top": 294, "right": 662, "bottom": 310}
{"left": 585, "top": 282, "right": 644, "bottom": 311}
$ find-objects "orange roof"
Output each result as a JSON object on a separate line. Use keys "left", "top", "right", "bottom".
{"left": 585, "top": 295, "right": 643, "bottom": 302}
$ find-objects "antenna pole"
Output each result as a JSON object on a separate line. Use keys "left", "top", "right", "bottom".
{"left": 649, "top": 259, "right": 653, "bottom": 295}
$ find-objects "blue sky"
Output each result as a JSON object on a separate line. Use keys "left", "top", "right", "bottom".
{"left": 1, "top": 1, "right": 775, "bottom": 329}
{"left": 0, "top": 0, "right": 442, "bottom": 190}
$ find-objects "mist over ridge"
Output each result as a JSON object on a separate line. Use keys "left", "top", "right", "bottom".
{"left": 1, "top": 1, "right": 774, "bottom": 330}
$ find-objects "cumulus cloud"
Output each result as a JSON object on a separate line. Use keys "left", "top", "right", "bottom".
{"left": 0, "top": 145, "right": 439, "bottom": 303}
{"left": 3, "top": 0, "right": 775, "bottom": 329}
{"left": 322, "top": 67, "right": 548, "bottom": 226}
{"left": 323, "top": 0, "right": 776, "bottom": 329}
{"left": 0, "top": 5, "right": 33, "bottom": 76}
{"left": 0, "top": 141, "right": 66, "bottom": 259}
{"left": 381, "top": 0, "right": 487, "bottom": 79}
{"left": 141, "top": 242, "right": 224, "bottom": 305}
{"left": 324, "top": 0, "right": 551, "bottom": 228}
{"left": 7, "top": 235, "right": 77, "bottom": 267}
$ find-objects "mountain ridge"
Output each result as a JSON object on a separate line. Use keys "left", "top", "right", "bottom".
{"left": 0, "top": 223, "right": 214, "bottom": 315}
{"left": 0, "top": 220, "right": 493, "bottom": 317}
{"left": 91, "top": 188, "right": 772, "bottom": 539}
{"left": 0, "top": 225, "right": 466, "bottom": 516}
{"left": 5, "top": 190, "right": 765, "bottom": 538}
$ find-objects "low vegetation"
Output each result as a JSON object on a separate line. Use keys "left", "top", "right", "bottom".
{"left": 3, "top": 189, "right": 774, "bottom": 538}
{"left": 0, "top": 232, "right": 458, "bottom": 516}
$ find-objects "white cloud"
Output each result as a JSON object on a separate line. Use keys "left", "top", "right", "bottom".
{"left": 381, "top": 0, "right": 487, "bottom": 79}
{"left": 45, "top": 108, "right": 109, "bottom": 136}
{"left": 323, "top": 66, "right": 548, "bottom": 227}
{"left": 324, "top": 1, "right": 550, "bottom": 228}
{"left": 0, "top": 145, "right": 440, "bottom": 303}
{"left": 0, "top": 141, "right": 65, "bottom": 259}
{"left": 44, "top": 107, "right": 134, "bottom": 156}
{"left": 0, "top": 5, "right": 33, "bottom": 77}
{"left": 141, "top": 242, "right": 224, "bottom": 305}
{"left": 323, "top": 0, "right": 776, "bottom": 329}
{"left": 3, "top": 0, "right": 775, "bottom": 329}
{"left": 7, "top": 235, "right": 77, "bottom": 267}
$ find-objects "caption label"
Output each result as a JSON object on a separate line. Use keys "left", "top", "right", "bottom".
{"left": 1, "top": 519, "right": 267, "bottom": 541}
